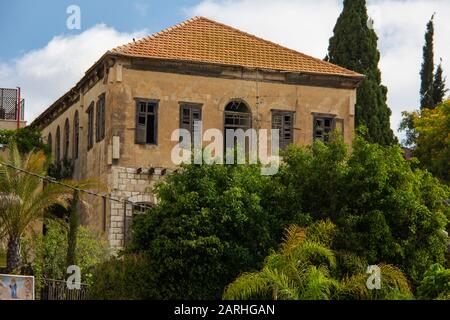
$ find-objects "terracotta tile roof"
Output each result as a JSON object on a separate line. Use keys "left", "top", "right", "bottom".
{"left": 111, "top": 16, "right": 362, "bottom": 78}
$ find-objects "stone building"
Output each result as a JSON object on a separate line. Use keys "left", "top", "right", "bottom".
{"left": 31, "top": 17, "right": 364, "bottom": 249}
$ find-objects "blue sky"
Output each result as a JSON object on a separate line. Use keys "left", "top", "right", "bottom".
{"left": 0, "top": 0, "right": 449, "bottom": 141}
{"left": 0, "top": 0, "right": 198, "bottom": 61}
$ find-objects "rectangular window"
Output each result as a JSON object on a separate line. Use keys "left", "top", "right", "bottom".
{"left": 313, "top": 115, "right": 344, "bottom": 143}
{"left": 272, "top": 110, "right": 294, "bottom": 150}
{"left": 135, "top": 100, "right": 158, "bottom": 145}
{"left": 96, "top": 93, "right": 106, "bottom": 142}
{"left": 87, "top": 103, "right": 94, "bottom": 150}
{"left": 179, "top": 103, "right": 202, "bottom": 147}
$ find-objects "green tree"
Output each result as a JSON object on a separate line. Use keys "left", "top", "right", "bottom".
{"left": 0, "top": 144, "right": 69, "bottom": 272}
{"left": 0, "top": 127, "right": 48, "bottom": 155}
{"left": 223, "top": 223, "right": 412, "bottom": 300}
{"left": 130, "top": 163, "right": 287, "bottom": 299}
{"left": 326, "top": 0, "right": 396, "bottom": 145}
{"left": 279, "top": 135, "right": 449, "bottom": 284}
{"left": 413, "top": 100, "right": 450, "bottom": 182}
{"left": 432, "top": 61, "right": 448, "bottom": 107}
{"left": 420, "top": 15, "right": 435, "bottom": 109}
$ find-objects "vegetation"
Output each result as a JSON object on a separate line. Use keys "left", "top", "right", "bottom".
{"left": 400, "top": 100, "right": 450, "bottom": 183}
{"left": 129, "top": 162, "right": 286, "bottom": 299}
{"left": 0, "top": 127, "right": 48, "bottom": 155}
{"left": 417, "top": 264, "right": 450, "bottom": 300}
{"left": 420, "top": 15, "right": 436, "bottom": 109}
{"left": 0, "top": 248, "right": 6, "bottom": 268}
{"left": 326, "top": 0, "right": 396, "bottom": 145}
{"left": 223, "top": 223, "right": 412, "bottom": 300}
{"left": 433, "top": 61, "right": 448, "bottom": 107}
{"left": 413, "top": 101, "right": 450, "bottom": 182}
{"left": 278, "top": 135, "right": 449, "bottom": 285}
{"left": 0, "top": 143, "right": 70, "bottom": 272}
{"left": 22, "top": 219, "right": 109, "bottom": 293}
{"left": 87, "top": 134, "right": 450, "bottom": 300}
{"left": 87, "top": 253, "right": 157, "bottom": 300}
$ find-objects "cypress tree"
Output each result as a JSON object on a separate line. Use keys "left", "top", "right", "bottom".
{"left": 326, "top": 0, "right": 396, "bottom": 145}
{"left": 432, "top": 60, "right": 448, "bottom": 107}
{"left": 420, "top": 15, "right": 435, "bottom": 109}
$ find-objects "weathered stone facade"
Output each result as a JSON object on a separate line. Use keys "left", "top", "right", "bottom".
{"left": 31, "top": 17, "right": 363, "bottom": 249}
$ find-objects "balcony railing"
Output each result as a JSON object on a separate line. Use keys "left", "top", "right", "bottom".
{"left": 0, "top": 88, "right": 25, "bottom": 121}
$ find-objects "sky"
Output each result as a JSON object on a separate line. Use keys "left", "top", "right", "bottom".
{"left": 0, "top": 0, "right": 449, "bottom": 141}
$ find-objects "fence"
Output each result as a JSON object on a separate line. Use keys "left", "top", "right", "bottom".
{"left": 0, "top": 88, "right": 24, "bottom": 121}
{"left": 40, "top": 278, "right": 88, "bottom": 300}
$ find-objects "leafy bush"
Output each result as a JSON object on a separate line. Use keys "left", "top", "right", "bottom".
{"left": 87, "top": 253, "right": 158, "bottom": 300}
{"left": 130, "top": 163, "right": 288, "bottom": 299}
{"left": 417, "top": 264, "right": 450, "bottom": 300}
{"left": 0, "top": 127, "right": 48, "bottom": 155}
{"left": 223, "top": 222, "right": 413, "bottom": 300}
{"left": 279, "top": 135, "right": 449, "bottom": 285}
{"left": 22, "top": 219, "right": 109, "bottom": 290}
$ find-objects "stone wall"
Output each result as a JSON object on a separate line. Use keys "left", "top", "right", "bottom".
{"left": 108, "top": 166, "right": 165, "bottom": 248}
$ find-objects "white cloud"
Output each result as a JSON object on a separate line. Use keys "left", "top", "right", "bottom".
{"left": 188, "top": 0, "right": 450, "bottom": 140}
{"left": 0, "top": 24, "right": 146, "bottom": 123}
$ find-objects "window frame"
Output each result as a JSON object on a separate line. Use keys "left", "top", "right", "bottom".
{"left": 96, "top": 93, "right": 106, "bottom": 142}
{"left": 312, "top": 113, "right": 344, "bottom": 143}
{"left": 87, "top": 102, "right": 94, "bottom": 150}
{"left": 55, "top": 126, "right": 61, "bottom": 162}
{"left": 271, "top": 109, "right": 294, "bottom": 150}
{"left": 63, "top": 118, "right": 70, "bottom": 159}
{"left": 179, "top": 102, "right": 202, "bottom": 147}
{"left": 135, "top": 99, "right": 159, "bottom": 145}
{"left": 73, "top": 111, "right": 79, "bottom": 160}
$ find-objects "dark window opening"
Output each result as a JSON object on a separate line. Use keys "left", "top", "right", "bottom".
{"left": 47, "top": 133, "right": 52, "bottom": 156}
{"left": 96, "top": 94, "right": 106, "bottom": 142}
{"left": 87, "top": 102, "right": 94, "bottom": 150}
{"left": 55, "top": 126, "right": 61, "bottom": 162}
{"left": 272, "top": 110, "right": 294, "bottom": 150}
{"left": 63, "top": 119, "right": 70, "bottom": 159}
{"left": 73, "top": 111, "right": 79, "bottom": 159}
{"left": 313, "top": 116, "right": 344, "bottom": 143}
{"left": 135, "top": 100, "right": 158, "bottom": 145}
{"left": 224, "top": 100, "right": 252, "bottom": 161}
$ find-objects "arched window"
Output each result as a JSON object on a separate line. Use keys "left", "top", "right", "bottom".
{"left": 47, "top": 133, "right": 52, "bottom": 156}
{"left": 63, "top": 118, "right": 70, "bottom": 159}
{"left": 55, "top": 126, "right": 61, "bottom": 162}
{"left": 224, "top": 100, "right": 252, "bottom": 130}
{"left": 73, "top": 111, "right": 79, "bottom": 160}
{"left": 224, "top": 100, "right": 252, "bottom": 157}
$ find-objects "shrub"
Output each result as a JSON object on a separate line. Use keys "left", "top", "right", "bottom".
{"left": 87, "top": 253, "right": 158, "bottom": 300}
{"left": 417, "top": 264, "right": 450, "bottom": 300}
{"left": 22, "top": 219, "right": 109, "bottom": 291}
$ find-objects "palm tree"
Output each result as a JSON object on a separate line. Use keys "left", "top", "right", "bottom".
{"left": 223, "top": 223, "right": 412, "bottom": 300}
{"left": 0, "top": 143, "right": 70, "bottom": 272}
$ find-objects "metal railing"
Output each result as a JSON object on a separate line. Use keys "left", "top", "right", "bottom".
{"left": 0, "top": 88, "right": 24, "bottom": 121}
{"left": 40, "top": 278, "right": 88, "bottom": 300}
